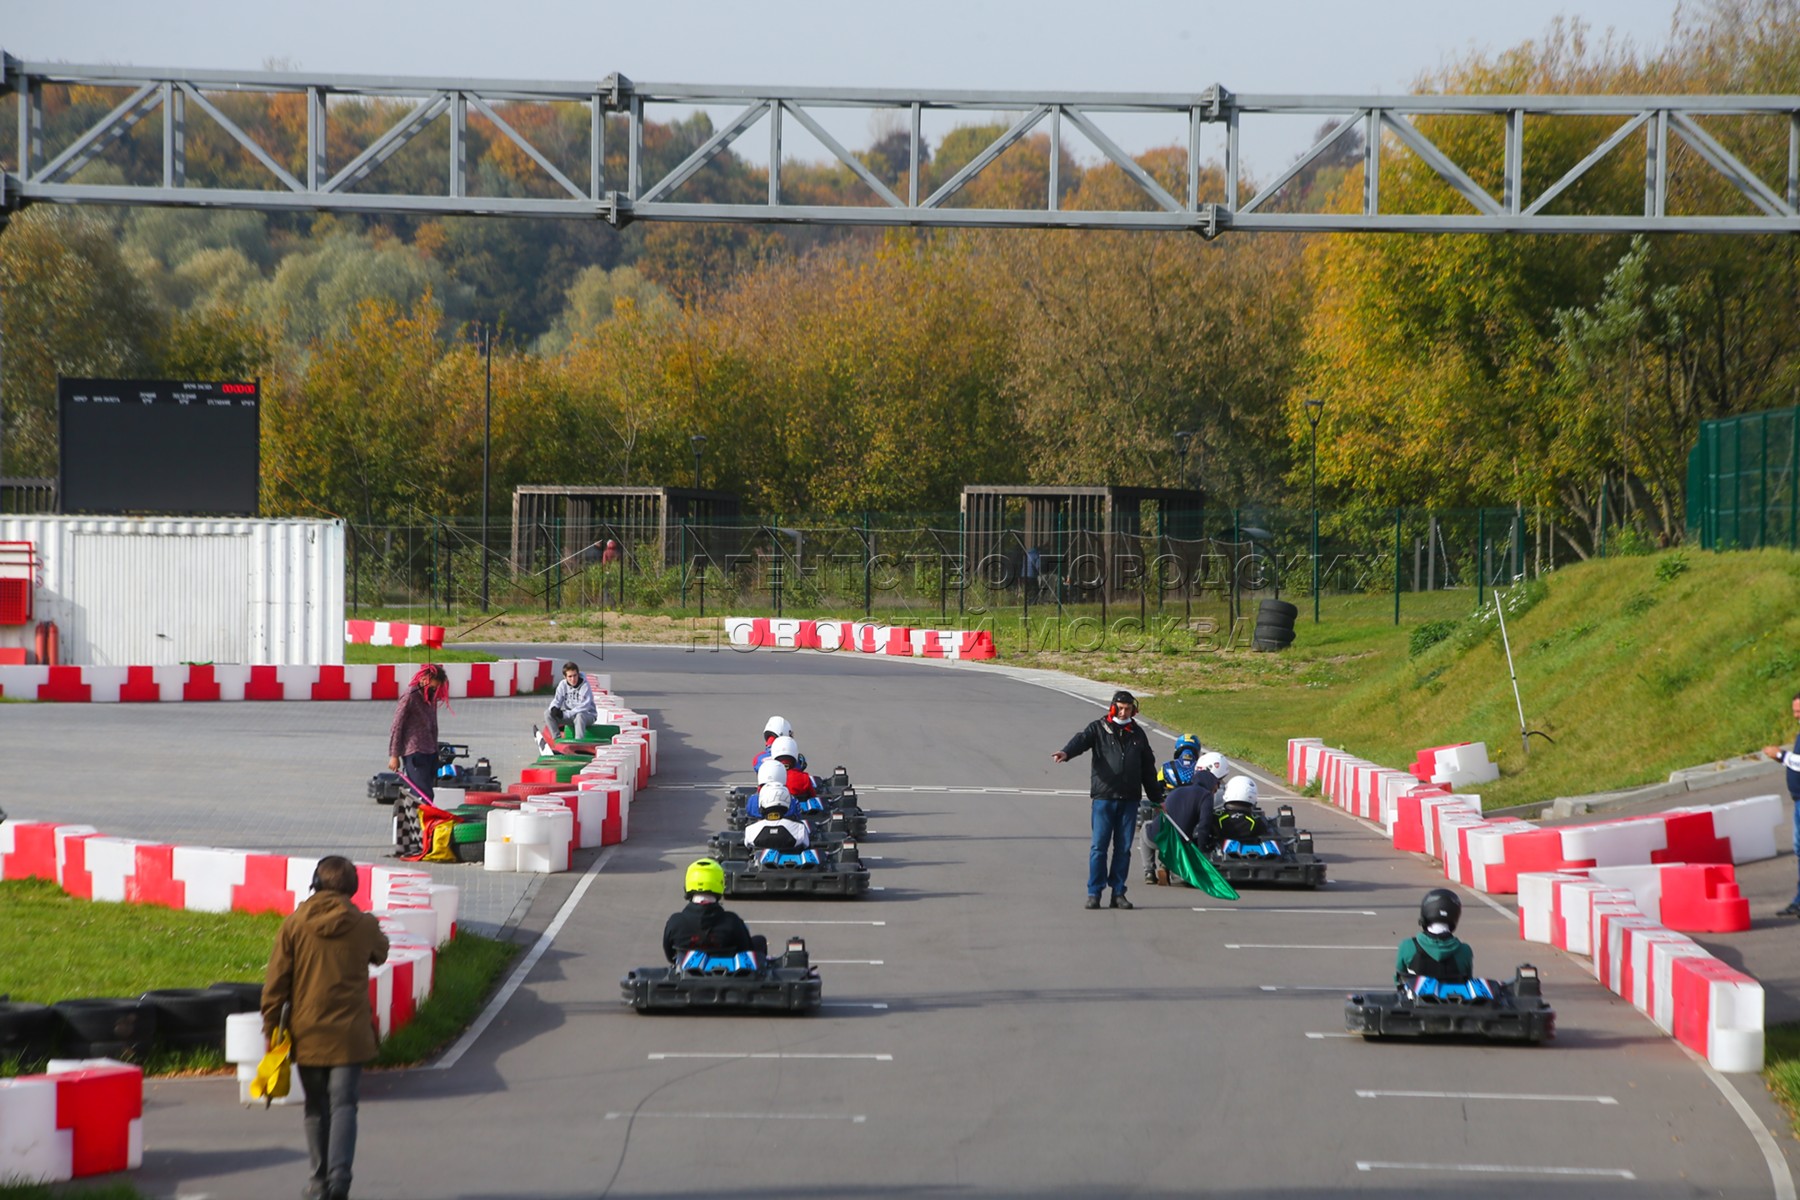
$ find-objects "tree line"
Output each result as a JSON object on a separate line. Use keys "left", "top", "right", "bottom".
{"left": 3, "top": 0, "right": 1798, "bottom": 555}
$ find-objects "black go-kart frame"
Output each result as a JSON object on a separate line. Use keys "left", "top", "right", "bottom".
{"left": 621, "top": 937, "right": 822, "bottom": 1013}
{"left": 368, "top": 743, "right": 499, "bottom": 804}
{"left": 722, "top": 844, "right": 870, "bottom": 898}
{"left": 1345, "top": 965, "right": 1555, "bottom": 1043}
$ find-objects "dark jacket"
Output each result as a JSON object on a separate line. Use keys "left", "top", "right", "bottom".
{"left": 663, "top": 900, "right": 756, "bottom": 963}
{"left": 1395, "top": 932, "right": 1475, "bottom": 984}
{"left": 263, "top": 891, "right": 390, "bottom": 1067}
{"left": 388, "top": 685, "right": 439, "bottom": 759}
{"left": 1162, "top": 772, "right": 1219, "bottom": 841}
{"left": 1061, "top": 718, "right": 1163, "bottom": 804}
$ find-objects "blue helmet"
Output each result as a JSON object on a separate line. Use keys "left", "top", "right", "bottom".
{"left": 1162, "top": 759, "right": 1196, "bottom": 788}
{"left": 1174, "top": 735, "right": 1202, "bottom": 760}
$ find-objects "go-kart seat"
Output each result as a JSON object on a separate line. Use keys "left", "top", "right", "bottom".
{"left": 679, "top": 950, "right": 761, "bottom": 975}
{"left": 793, "top": 797, "right": 826, "bottom": 816}
{"left": 1222, "top": 838, "right": 1283, "bottom": 858}
{"left": 758, "top": 849, "right": 822, "bottom": 868}
{"left": 1406, "top": 975, "right": 1495, "bottom": 1003}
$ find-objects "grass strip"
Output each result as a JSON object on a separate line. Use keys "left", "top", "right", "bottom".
{"left": 0, "top": 1184, "right": 147, "bottom": 1199}
{"left": 342, "top": 643, "right": 498, "bottom": 665}
{"left": 374, "top": 930, "right": 519, "bottom": 1067}
{"left": 0, "top": 879, "right": 279, "bottom": 1005}
{"left": 1765, "top": 1021, "right": 1800, "bottom": 1134}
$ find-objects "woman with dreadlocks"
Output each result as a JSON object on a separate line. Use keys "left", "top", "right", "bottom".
{"left": 386, "top": 664, "right": 450, "bottom": 858}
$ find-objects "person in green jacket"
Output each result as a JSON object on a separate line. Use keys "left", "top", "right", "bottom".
{"left": 1394, "top": 888, "right": 1475, "bottom": 985}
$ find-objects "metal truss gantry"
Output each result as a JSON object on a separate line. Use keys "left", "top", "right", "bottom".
{"left": 7, "top": 56, "right": 1800, "bottom": 235}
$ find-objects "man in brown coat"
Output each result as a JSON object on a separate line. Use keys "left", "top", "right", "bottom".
{"left": 263, "top": 855, "right": 389, "bottom": 1200}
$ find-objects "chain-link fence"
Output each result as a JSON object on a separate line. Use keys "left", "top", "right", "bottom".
{"left": 346, "top": 506, "right": 1598, "bottom": 626}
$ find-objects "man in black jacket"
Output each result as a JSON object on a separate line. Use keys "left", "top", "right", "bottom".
{"left": 1052, "top": 690, "right": 1164, "bottom": 909}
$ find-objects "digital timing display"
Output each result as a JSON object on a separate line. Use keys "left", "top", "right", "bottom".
{"left": 59, "top": 377, "right": 261, "bottom": 515}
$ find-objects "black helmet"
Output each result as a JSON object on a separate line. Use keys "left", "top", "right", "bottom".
{"left": 1419, "top": 888, "right": 1461, "bottom": 933}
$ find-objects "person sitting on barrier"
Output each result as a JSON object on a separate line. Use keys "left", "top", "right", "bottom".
{"left": 538, "top": 661, "right": 598, "bottom": 751}
{"left": 663, "top": 858, "right": 768, "bottom": 966}
{"left": 753, "top": 716, "right": 793, "bottom": 770}
{"left": 744, "top": 784, "right": 812, "bottom": 852}
{"left": 1144, "top": 735, "right": 1204, "bottom": 885}
{"left": 1207, "top": 775, "right": 1275, "bottom": 850}
{"left": 1394, "top": 888, "right": 1475, "bottom": 986}
{"left": 767, "top": 735, "right": 818, "bottom": 803}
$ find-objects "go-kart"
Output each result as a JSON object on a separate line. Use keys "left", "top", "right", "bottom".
{"left": 369, "top": 744, "right": 498, "bottom": 804}
{"left": 1207, "top": 804, "right": 1326, "bottom": 888}
{"left": 1345, "top": 965, "right": 1554, "bottom": 1043}
{"left": 708, "top": 824, "right": 850, "bottom": 863}
{"left": 721, "top": 842, "right": 870, "bottom": 898}
{"left": 728, "top": 767, "right": 867, "bottom": 839}
{"left": 621, "top": 937, "right": 821, "bottom": 1013}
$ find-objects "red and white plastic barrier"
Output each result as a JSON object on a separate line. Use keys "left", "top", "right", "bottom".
{"left": 723, "top": 617, "right": 997, "bottom": 660}
{"left": 0, "top": 658, "right": 554, "bottom": 703}
{"left": 0, "top": 1059, "right": 143, "bottom": 1184}
{"left": 1288, "top": 736, "right": 1773, "bottom": 1072}
{"left": 344, "top": 619, "right": 446, "bottom": 649}
{"left": 1519, "top": 868, "right": 1763, "bottom": 1071}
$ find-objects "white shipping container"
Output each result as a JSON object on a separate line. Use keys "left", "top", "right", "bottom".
{"left": 0, "top": 517, "right": 344, "bottom": 666}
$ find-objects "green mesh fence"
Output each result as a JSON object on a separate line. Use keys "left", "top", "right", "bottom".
{"left": 1687, "top": 405, "right": 1800, "bottom": 550}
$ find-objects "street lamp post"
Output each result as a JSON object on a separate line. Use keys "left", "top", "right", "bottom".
{"left": 480, "top": 322, "right": 493, "bottom": 613}
{"left": 690, "top": 433, "right": 707, "bottom": 491}
{"left": 1304, "top": 399, "right": 1324, "bottom": 623}
{"left": 1175, "top": 430, "right": 1195, "bottom": 625}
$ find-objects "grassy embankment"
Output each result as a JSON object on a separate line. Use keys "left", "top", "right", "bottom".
{"left": 0, "top": 878, "right": 518, "bottom": 1077}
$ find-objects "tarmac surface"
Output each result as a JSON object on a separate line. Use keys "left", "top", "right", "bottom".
{"left": 5, "top": 641, "right": 1799, "bottom": 1198}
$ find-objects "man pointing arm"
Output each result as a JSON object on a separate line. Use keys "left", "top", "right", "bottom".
{"left": 1052, "top": 690, "right": 1163, "bottom": 910}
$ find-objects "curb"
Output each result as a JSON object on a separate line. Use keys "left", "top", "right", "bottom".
{"left": 1539, "top": 756, "right": 1783, "bottom": 818}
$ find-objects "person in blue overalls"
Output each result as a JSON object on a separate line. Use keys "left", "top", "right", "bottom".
{"left": 1763, "top": 690, "right": 1800, "bottom": 916}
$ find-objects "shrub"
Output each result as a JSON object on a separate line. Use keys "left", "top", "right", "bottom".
{"left": 1409, "top": 619, "right": 1460, "bottom": 656}
{"left": 1655, "top": 551, "right": 1690, "bottom": 583}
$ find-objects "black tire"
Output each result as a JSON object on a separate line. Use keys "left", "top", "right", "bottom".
{"left": 53, "top": 998, "right": 155, "bottom": 1060}
{"left": 1254, "top": 621, "right": 1296, "bottom": 638}
{"left": 453, "top": 839, "right": 486, "bottom": 863}
{"left": 1258, "top": 599, "right": 1299, "bottom": 621}
{"left": 206, "top": 982, "right": 263, "bottom": 1014}
{"left": 0, "top": 1001, "right": 58, "bottom": 1061}
{"left": 1252, "top": 638, "right": 1291, "bottom": 654}
{"left": 1254, "top": 631, "right": 1296, "bottom": 648}
{"left": 141, "top": 988, "right": 233, "bottom": 1049}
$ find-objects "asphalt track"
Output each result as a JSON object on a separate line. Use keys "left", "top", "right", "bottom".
{"left": 5, "top": 642, "right": 1795, "bottom": 1198}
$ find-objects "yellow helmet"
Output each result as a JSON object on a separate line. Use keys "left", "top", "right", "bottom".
{"left": 684, "top": 858, "right": 725, "bottom": 896}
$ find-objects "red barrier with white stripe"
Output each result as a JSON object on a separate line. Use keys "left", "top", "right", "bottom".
{"left": 724, "top": 617, "right": 996, "bottom": 660}
{"left": 0, "top": 658, "right": 553, "bottom": 702}
{"left": 1288, "top": 736, "right": 1772, "bottom": 1072}
{"left": 344, "top": 620, "right": 446, "bottom": 648}
{"left": 0, "top": 1059, "right": 144, "bottom": 1184}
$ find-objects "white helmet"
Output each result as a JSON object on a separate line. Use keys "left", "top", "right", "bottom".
{"left": 758, "top": 782, "right": 793, "bottom": 814}
{"left": 763, "top": 715, "right": 793, "bottom": 739}
{"left": 756, "top": 758, "right": 787, "bottom": 786}
{"left": 769, "top": 735, "right": 800, "bottom": 762}
{"left": 1198, "top": 751, "right": 1230, "bottom": 780}
{"left": 1221, "top": 775, "right": 1258, "bottom": 808}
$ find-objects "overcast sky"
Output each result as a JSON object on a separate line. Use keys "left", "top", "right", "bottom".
{"left": 5, "top": 0, "right": 1689, "bottom": 178}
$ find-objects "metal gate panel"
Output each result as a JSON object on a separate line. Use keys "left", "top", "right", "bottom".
{"left": 70, "top": 532, "right": 250, "bottom": 665}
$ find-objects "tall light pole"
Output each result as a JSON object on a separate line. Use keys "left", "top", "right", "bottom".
{"left": 1174, "top": 430, "right": 1195, "bottom": 492}
{"left": 1305, "top": 398, "right": 1324, "bottom": 623}
{"left": 480, "top": 322, "right": 493, "bottom": 613}
{"left": 690, "top": 433, "right": 707, "bottom": 491}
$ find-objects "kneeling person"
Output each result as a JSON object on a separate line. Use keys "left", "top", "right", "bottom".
{"left": 663, "top": 858, "right": 767, "bottom": 965}
{"left": 1394, "top": 888, "right": 1475, "bottom": 985}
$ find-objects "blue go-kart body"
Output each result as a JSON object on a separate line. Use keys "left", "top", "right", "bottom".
{"left": 621, "top": 941, "right": 822, "bottom": 1013}
{"left": 721, "top": 844, "right": 870, "bottom": 898}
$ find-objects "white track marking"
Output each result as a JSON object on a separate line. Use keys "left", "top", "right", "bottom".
{"left": 760, "top": 920, "right": 886, "bottom": 925}
{"left": 1195, "top": 908, "right": 1376, "bottom": 915}
{"left": 1357, "top": 1090, "right": 1617, "bottom": 1104}
{"left": 605, "top": 1112, "right": 867, "bottom": 1122}
{"left": 1306, "top": 1032, "right": 1358, "bottom": 1039}
{"left": 1680, "top": 1043, "right": 1798, "bottom": 1200}
{"left": 430, "top": 846, "right": 614, "bottom": 1071}
{"left": 1260, "top": 985, "right": 1362, "bottom": 992}
{"left": 1357, "top": 1162, "right": 1634, "bottom": 1179}
{"left": 820, "top": 1002, "right": 889, "bottom": 1009}
{"left": 815, "top": 959, "right": 884, "bottom": 965}
{"left": 1226, "top": 944, "right": 1390, "bottom": 950}
{"left": 648, "top": 1052, "right": 891, "bottom": 1061}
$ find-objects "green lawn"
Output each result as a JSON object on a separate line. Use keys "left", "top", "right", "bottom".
{"left": 0, "top": 879, "right": 518, "bottom": 1074}
{"left": 0, "top": 1184, "right": 146, "bottom": 1200}
{"left": 343, "top": 642, "right": 498, "bottom": 665}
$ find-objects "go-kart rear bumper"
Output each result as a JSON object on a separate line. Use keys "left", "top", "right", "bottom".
{"left": 621, "top": 966, "right": 822, "bottom": 1012}
{"left": 1344, "top": 990, "right": 1554, "bottom": 1042}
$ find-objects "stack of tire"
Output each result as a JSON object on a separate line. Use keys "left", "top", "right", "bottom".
{"left": 1253, "top": 599, "right": 1298, "bottom": 653}
{"left": 0, "top": 981, "right": 262, "bottom": 1065}
{"left": 449, "top": 804, "right": 491, "bottom": 863}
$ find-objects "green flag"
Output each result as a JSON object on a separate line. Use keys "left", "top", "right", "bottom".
{"left": 1153, "top": 816, "right": 1240, "bottom": 901}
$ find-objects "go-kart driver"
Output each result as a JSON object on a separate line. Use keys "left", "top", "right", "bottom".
{"left": 1207, "top": 775, "right": 1275, "bottom": 850}
{"left": 767, "top": 736, "right": 819, "bottom": 804}
{"left": 752, "top": 716, "right": 793, "bottom": 770}
{"left": 663, "top": 858, "right": 768, "bottom": 964}
{"left": 1147, "top": 747, "right": 1221, "bottom": 886}
{"left": 744, "top": 784, "right": 812, "bottom": 852}
{"left": 745, "top": 757, "right": 787, "bottom": 819}
{"left": 1142, "top": 734, "right": 1200, "bottom": 884}
{"left": 1394, "top": 888, "right": 1475, "bottom": 985}
{"left": 1196, "top": 750, "right": 1230, "bottom": 784}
